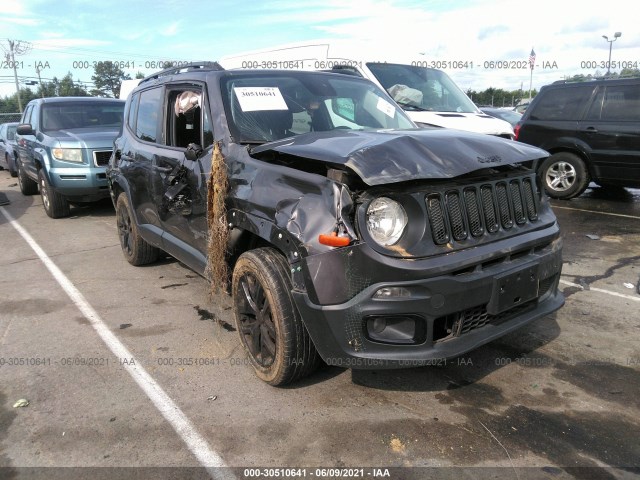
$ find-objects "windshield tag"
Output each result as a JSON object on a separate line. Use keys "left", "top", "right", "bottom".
{"left": 376, "top": 97, "right": 396, "bottom": 118}
{"left": 234, "top": 87, "right": 288, "bottom": 112}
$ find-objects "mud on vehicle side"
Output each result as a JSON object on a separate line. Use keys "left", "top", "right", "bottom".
{"left": 107, "top": 63, "right": 563, "bottom": 385}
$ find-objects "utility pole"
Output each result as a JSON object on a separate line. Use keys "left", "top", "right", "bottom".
{"left": 36, "top": 65, "right": 45, "bottom": 98}
{"left": 1, "top": 39, "right": 33, "bottom": 113}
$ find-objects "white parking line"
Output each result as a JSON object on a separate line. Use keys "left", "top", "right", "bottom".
{"left": 552, "top": 205, "right": 640, "bottom": 220}
{"left": 0, "top": 207, "right": 233, "bottom": 479}
{"left": 560, "top": 279, "right": 640, "bottom": 302}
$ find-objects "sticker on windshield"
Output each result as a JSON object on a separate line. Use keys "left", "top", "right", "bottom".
{"left": 234, "top": 87, "right": 288, "bottom": 112}
{"left": 376, "top": 97, "right": 396, "bottom": 118}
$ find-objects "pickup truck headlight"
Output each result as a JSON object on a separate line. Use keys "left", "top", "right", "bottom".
{"left": 366, "top": 197, "right": 407, "bottom": 246}
{"left": 52, "top": 148, "right": 83, "bottom": 163}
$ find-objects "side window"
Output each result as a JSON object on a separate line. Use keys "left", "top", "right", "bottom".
{"left": 530, "top": 86, "right": 593, "bottom": 121}
{"left": 127, "top": 93, "right": 140, "bottom": 131}
{"left": 136, "top": 88, "right": 162, "bottom": 143}
{"left": 22, "top": 105, "right": 33, "bottom": 125}
{"left": 167, "top": 88, "right": 204, "bottom": 149}
{"left": 585, "top": 89, "right": 604, "bottom": 120}
{"left": 601, "top": 84, "right": 640, "bottom": 121}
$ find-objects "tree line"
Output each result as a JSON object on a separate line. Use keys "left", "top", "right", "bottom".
{"left": 0, "top": 62, "right": 145, "bottom": 113}
{"left": 467, "top": 68, "right": 640, "bottom": 108}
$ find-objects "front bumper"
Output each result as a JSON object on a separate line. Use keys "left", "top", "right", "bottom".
{"left": 47, "top": 166, "right": 110, "bottom": 201}
{"left": 293, "top": 232, "right": 563, "bottom": 369}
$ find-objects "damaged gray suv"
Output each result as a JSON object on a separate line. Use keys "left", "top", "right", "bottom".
{"left": 107, "top": 63, "right": 564, "bottom": 385}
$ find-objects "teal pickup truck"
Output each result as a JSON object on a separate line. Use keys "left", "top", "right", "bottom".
{"left": 15, "top": 97, "right": 125, "bottom": 218}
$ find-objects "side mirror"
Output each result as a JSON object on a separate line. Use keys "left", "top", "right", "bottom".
{"left": 185, "top": 143, "right": 203, "bottom": 161}
{"left": 16, "top": 124, "right": 35, "bottom": 136}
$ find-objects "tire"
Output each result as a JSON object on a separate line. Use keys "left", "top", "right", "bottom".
{"left": 8, "top": 156, "right": 18, "bottom": 177}
{"left": 39, "top": 170, "right": 70, "bottom": 218}
{"left": 539, "top": 152, "right": 590, "bottom": 200}
{"left": 232, "top": 247, "right": 320, "bottom": 386}
{"left": 116, "top": 194, "right": 159, "bottom": 266}
{"left": 17, "top": 160, "right": 38, "bottom": 195}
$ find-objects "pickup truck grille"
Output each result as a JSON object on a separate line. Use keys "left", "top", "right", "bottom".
{"left": 93, "top": 150, "right": 112, "bottom": 167}
{"left": 426, "top": 175, "right": 539, "bottom": 246}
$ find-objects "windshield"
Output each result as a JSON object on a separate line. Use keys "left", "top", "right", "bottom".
{"left": 366, "top": 63, "right": 479, "bottom": 114}
{"left": 41, "top": 102, "right": 125, "bottom": 132}
{"left": 221, "top": 72, "right": 415, "bottom": 143}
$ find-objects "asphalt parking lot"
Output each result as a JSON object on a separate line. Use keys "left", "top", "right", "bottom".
{"left": 1, "top": 170, "right": 639, "bottom": 480}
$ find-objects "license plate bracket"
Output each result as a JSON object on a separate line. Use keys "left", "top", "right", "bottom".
{"left": 487, "top": 263, "right": 539, "bottom": 315}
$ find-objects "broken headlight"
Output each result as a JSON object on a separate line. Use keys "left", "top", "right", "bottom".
{"left": 366, "top": 197, "right": 407, "bottom": 246}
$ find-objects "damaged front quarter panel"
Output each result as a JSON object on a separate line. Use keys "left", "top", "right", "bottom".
{"left": 223, "top": 141, "right": 358, "bottom": 264}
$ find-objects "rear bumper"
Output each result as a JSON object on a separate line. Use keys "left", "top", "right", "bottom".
{"left": 293, "top": 234, "right": 563, "bottom": 369}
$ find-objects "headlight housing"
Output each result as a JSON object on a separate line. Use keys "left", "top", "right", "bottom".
{"left": 366, "top": 197, "right": 407, "bottom": 246}
{"left": 52, "top": 148, "right": 83, "bottom": 163}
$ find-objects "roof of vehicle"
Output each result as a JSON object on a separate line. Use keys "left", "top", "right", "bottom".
{"left": 138, "top": 61, "right": 224, "bottom": 86}
{"left": 132, "top": 64, "right": 383, "bottom": 93}
{"left": 547, "top": 76, "right": 640, "bottom": 88}
{"left": 26, "top": 96, "right": 125, "bottom": 105}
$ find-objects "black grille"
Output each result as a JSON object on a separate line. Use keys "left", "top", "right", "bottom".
{"left": 426, "top": 175, "right": 539, "bottom": 246}
{"left": 93, "top": 150, "right": 112, "bottom": 166}
{"left": 434, "top": 300, "right": 536, "bottom": 342}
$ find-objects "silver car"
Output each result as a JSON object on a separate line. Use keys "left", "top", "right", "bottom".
{"left": 0, "top": 122, "right": 19, "bottom": 177}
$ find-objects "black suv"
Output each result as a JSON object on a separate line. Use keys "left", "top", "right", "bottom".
{"left": 107, "top": 63, "right": 564, "bottom": 385}
{"left": 515, "top": 77, "right": 640, "bottom": 199}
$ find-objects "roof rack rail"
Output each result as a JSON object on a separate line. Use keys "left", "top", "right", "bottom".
{"left": 139, "top": 62, "right": 224, "bottom": 84}
{"left": 552, "top": 74, "right": 640, "bottom": 85}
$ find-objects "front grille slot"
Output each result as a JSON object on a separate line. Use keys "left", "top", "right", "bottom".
{"left": 427, "top": 194, "right": 449, "bottom": 245}
{"left": 434, "top": 300, "right": 536, "bottom": 342}
{"left": 425, "top": 174, "right": 539, "bottom": 247}
{"left": 93, "top": 150, "right": 112, "bottom": 167}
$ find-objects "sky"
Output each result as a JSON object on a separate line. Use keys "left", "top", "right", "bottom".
{"left": 1, "top": 0, "right": 639, "bottom": 105}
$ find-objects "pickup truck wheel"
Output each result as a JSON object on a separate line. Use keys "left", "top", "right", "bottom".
{"left": 116, "top": 194, "right": 159, "bottom": 265}
{"left": 539, "top": 152, "right": 590, "bottom": 200}
{"left": 39, "top": 170, "right": 70, "bottom": 218}
{"left": 17, "top": 161, "right": 38, "bottom": 195}
{"left": 232, "top": 248, "right": 320, "bottom": 386}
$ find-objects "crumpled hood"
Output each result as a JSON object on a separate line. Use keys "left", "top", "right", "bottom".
{"left": 251, "top": 129, "right": 548, "bottom": 186}
{"left": 51, "top": 127, "right": 121, "bottom": 149}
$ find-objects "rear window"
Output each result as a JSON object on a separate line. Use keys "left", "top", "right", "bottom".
{"left": 529, "top": 86, "right": 593, "bottom": 121}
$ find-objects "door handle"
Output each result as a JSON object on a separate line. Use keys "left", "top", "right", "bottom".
{"left": 581, "top": 126, "right": 598, "bottom": 133}
{"left": 153, "top": 165, "right": 173, "bottom": 173}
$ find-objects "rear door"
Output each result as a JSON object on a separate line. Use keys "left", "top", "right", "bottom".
{"left": 119, "top": 86, "right": 166, "bottom": 246}
{"left": 577, "top": 82, "right": 640, "bottom": 183}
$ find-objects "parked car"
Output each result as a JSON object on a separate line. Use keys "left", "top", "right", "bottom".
{"left": 108, "top": 63, "right": 563, "bottom": 385}
{"left": 515, "top": 77, "right": 640, "bottom": 199}
{"left": 15, "top": 97, "right": 125, "bottom": 217}
{"left": 0, "top": 122, "right": 19, "bottom": 177}
{"left": 480, "top": 107, "right": 522, "bottom": 128}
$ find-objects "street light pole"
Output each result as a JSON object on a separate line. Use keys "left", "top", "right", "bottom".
{"left": 602, "top": 32, "right": 622, "bottom": 76}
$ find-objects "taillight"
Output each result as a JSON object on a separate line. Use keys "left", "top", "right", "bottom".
{"left": 513, "top": 123, "right": 521, "bottom": 141}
